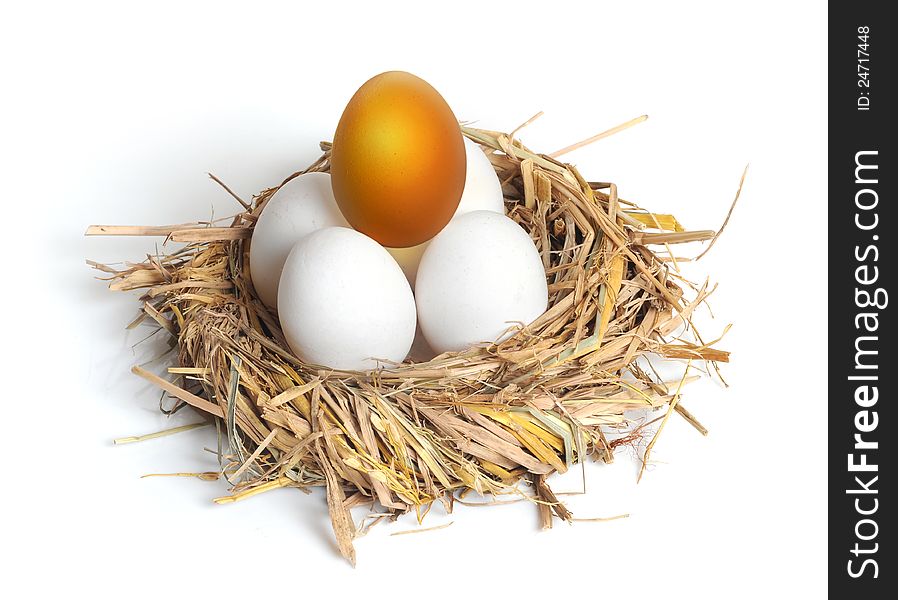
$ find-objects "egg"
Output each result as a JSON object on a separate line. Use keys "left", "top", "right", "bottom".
{"left": 249, "top": 172, "right": 348, "bottom": 308}
{"left": 386, "top": 137, "right": 505, "bottom": 288}
{"left": 415, "top": 211, "right": 548, "bottom": 354}
{"left": 277, "top": 227, "right": 416, "bottom": 371}
{"left": 330, "top": 71, "right": 466, "bottom": 248}
{"left": 455, "top": 137, "right": 505, "bottom": 216}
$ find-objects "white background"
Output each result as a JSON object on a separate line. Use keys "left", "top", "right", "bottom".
{"left": 3, "top": 1, "right": 827, "bottom": 598}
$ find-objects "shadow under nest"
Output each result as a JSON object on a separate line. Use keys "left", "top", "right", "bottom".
{"left": 92, "top": 124, "right": 730, "bottom": 565}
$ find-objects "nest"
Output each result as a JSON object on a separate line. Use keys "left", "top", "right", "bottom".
{"left": 89, "top": 122, "right": 732, "bottom": 565}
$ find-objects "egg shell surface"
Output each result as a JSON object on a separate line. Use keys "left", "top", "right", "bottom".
{"left": 330, "top": 71, "right": 466, "bottom": 248}
{"left": 415, "top": 210, "right": 548, "bottom": 354}
{"left": 249, "top": 172, "right": 348, "bottom": 308}
{"left": 455, "top": 137, "right": 505, "bottom": 216}
{"left": 277, "top": 227, "right": 416, "bottom": 371}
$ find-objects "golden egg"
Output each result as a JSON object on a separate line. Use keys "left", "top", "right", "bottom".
{"left": 330, "top": 71, "right": 466, "bottom": 248}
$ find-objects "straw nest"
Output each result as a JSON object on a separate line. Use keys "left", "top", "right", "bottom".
{"left": 89, "top": 121, "right": 733, "bottom": 565}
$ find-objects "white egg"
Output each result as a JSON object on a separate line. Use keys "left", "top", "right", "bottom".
{"left": 415, "top": 211, "right": 548, "bottom": 354}
{"left": 455, "top": 137, "right": 505, "bottom": 217}
{"left": 278, "top": 227, "right": 416, "bottom": 371}
{"left": 250, "top": 172, "right": 348, "bottom": 308}
{"left": 387, "top": 137, "right": 504, "bottom": 288}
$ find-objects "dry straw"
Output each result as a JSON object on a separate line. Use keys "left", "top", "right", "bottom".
{"left": 88, "top": 116, "right": 736, "bottom": 565}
